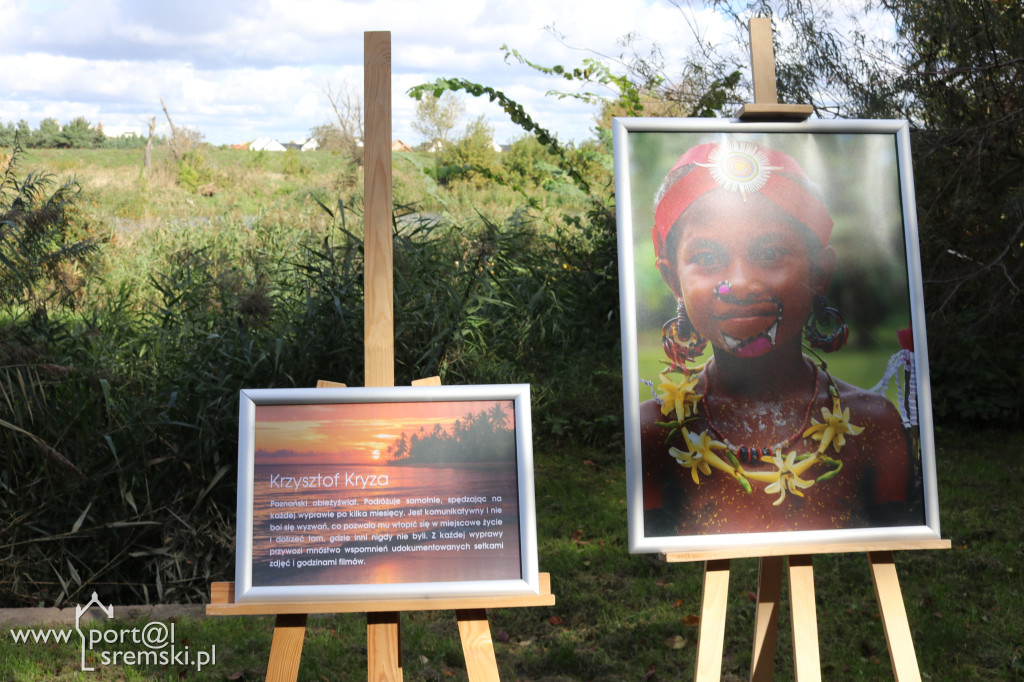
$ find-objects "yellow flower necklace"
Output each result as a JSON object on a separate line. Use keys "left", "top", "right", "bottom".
{"left": 653, "top": 358, "right": 864, "bottom": 506}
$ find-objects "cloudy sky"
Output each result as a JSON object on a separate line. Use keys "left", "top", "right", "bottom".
{"left": 0, "top": 0, "right": 741, "bottom": 146}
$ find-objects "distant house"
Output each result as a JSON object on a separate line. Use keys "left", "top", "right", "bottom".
{"left": 392, "top": 139, "right": 412, "bottom": 153}
{"left": 102, "top": 125, "right": 144, "bottom": 139}
{"left": 250, "top": 136, "right": 320, "bottom": 152}
{"left": 250, "top": 136, "right": 287, "bottom": 152}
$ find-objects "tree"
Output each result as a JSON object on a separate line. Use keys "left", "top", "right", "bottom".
{"left": 310, "top": 80, "right": 363, "bottom": 162}
{"left": 0, "top": 122, "right": 15, "bottom": 147}
{"left": 160, "top": 97, "right": 203, "bottom": 162}
{"left": 144, "top": 116, "right": 155, "bottom": 170}
{"left": 61, "top": 116, "right": 96, "bottom": 148}
{"left": 501, "top": 25, "right": 744, "bottom": 133}
{"left": 15, "top": 120, "right": 31, "bottom": 144}
{"left": 411, "top": 90, "right": 464, "bottom": 149}
{"left": 160, "top": 98, "right": 207, "bottom": 192}
{"left": 439, "top": 115, "right": 500, "bottom": 185}
{"left": 879, "top": 0, "right": 1022, "bottom": 424}
{"left": 33, "top": 118, "right": 62, "bottom": 148}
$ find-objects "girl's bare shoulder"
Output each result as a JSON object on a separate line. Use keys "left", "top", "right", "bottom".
{"left": 829, "top": 375, "right": 903, "bottom": 430}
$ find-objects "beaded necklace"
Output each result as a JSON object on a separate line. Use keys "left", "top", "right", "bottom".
{"left": 701, "top": 358, "right": 820, "bottom": 464}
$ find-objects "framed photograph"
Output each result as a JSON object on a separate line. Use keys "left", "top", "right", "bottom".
{"left": 614, "top": 118, "right": 941, "bottom": 555}
{"left": 234, "top": 384, "right": 539, "bottom": 602}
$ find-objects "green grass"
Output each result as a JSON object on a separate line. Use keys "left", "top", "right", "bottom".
{"left": 17, "top": 146, "right": 587, "bottom": 239}
{"left": 2, "top": 430, "right": 1022, "bottom": 680}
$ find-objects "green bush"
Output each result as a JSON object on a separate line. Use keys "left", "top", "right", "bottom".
{"left": 501, "top": 134, "right": 559, "bottom": 187}
{"left": 175, "top": 148, "right": 210, "bottom": 193}
{"left": 0, "top": 145, "right": 99, "bottom": 310}
{"left": 281, "top": 148, "right": 307, "bottom": 177}
{"left": 437, "top": 116, "right": 500, "bottom": 187}
{"left": 247, "top": 149, "right": 269, "bottom": 169}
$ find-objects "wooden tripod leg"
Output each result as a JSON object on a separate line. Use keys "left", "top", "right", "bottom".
{"left": 787, "top": 555, "right": 821, "bottom": 682}
{"left": 266, "top": 613, "right": 307, "bottom": 682}
{"left": 367, "top": 611, "right": 402, "bottom": 681}
{"left": 750, "top": 555, "right": 784, "bottom": 681}
{"left": 695, "top": 559, "right": 731, "bottom": 681}
{"left": 868, "top": 551, "right": 922, "bottom": 682}
{"left": 456, "top": 608, "right": 500, "bottom": 682}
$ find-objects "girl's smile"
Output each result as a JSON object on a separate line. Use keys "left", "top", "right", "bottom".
{"left": 712, "top": 296, "right": 782, "bottom": 356}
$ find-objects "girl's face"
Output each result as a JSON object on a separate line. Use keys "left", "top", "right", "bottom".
{"left": 673, "top": 190, "right": 833, "bottom": 359}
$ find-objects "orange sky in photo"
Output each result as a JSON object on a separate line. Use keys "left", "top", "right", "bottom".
{"left": 254, "top": 400, "right": 513, "bottom": 464}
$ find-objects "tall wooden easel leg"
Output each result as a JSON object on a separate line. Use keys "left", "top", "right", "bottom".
{"left": 868, "top": 551, "right": 922, "bottom": 682}
{"left": 266, "top": 613, "right": 307, "bottom": 682}
{"left": 695, "top": 559, "right": 731, "bottom": 681}
{"left": 456, "top": 608, "right": 500, "bottom": 682}
{"left": 367, "top": 611, "right": 402, "bottom": 681}
{"left": 787, "top": 555, "right": 821, "bottom": 682}
{"left": 750, "top": 555, "right": 784, "bottom": 681}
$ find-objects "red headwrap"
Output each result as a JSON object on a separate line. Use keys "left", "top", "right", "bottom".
{"left": 652, "top": 142, "right": 833, "bottom": 260}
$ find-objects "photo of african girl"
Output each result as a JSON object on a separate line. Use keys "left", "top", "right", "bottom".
{"left": 615, "top": 122, "right": 937, "bottom": 549}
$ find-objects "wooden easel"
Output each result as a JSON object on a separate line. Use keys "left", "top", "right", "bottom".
{"left": 673, "top": 19, "right": 951, "bottom": 682}
{"left": 206, "top": 573, "right": 555, "bottom": 681}
{"left": 206, "top": 31, "right": 555, "bottom": 681}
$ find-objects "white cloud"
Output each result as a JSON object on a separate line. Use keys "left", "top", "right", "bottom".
{"left": 0, "top": 0, "right": 739, "bottom": 145}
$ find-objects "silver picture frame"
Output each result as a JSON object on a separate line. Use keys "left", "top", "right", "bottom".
{"left": 234, "top": 383, "right": 539, "bottom": 602}
{"left": 614, "top": 117, "right": 940, "bottom": 555}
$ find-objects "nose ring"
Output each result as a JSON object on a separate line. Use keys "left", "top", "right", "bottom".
{"left": 714, "top": 281, "right": 731, "bottom": 298}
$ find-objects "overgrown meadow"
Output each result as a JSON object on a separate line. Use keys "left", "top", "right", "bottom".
{"left": 1, "top": 144, "right": 1021, "bottom": 680}
{"left": 1, "top": 142, "right": 620, "bottom": 607}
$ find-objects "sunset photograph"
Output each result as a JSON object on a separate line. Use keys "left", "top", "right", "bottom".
{"left": 253, "top": 399, "right": 515, "bottom": 465}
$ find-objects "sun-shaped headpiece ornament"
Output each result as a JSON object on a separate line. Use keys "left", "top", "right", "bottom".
{"left": 651, "top": 140, "right": 835, "bottom": 279}
{"left": 698, "top": 142, "right": 783, "bottom": 197}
